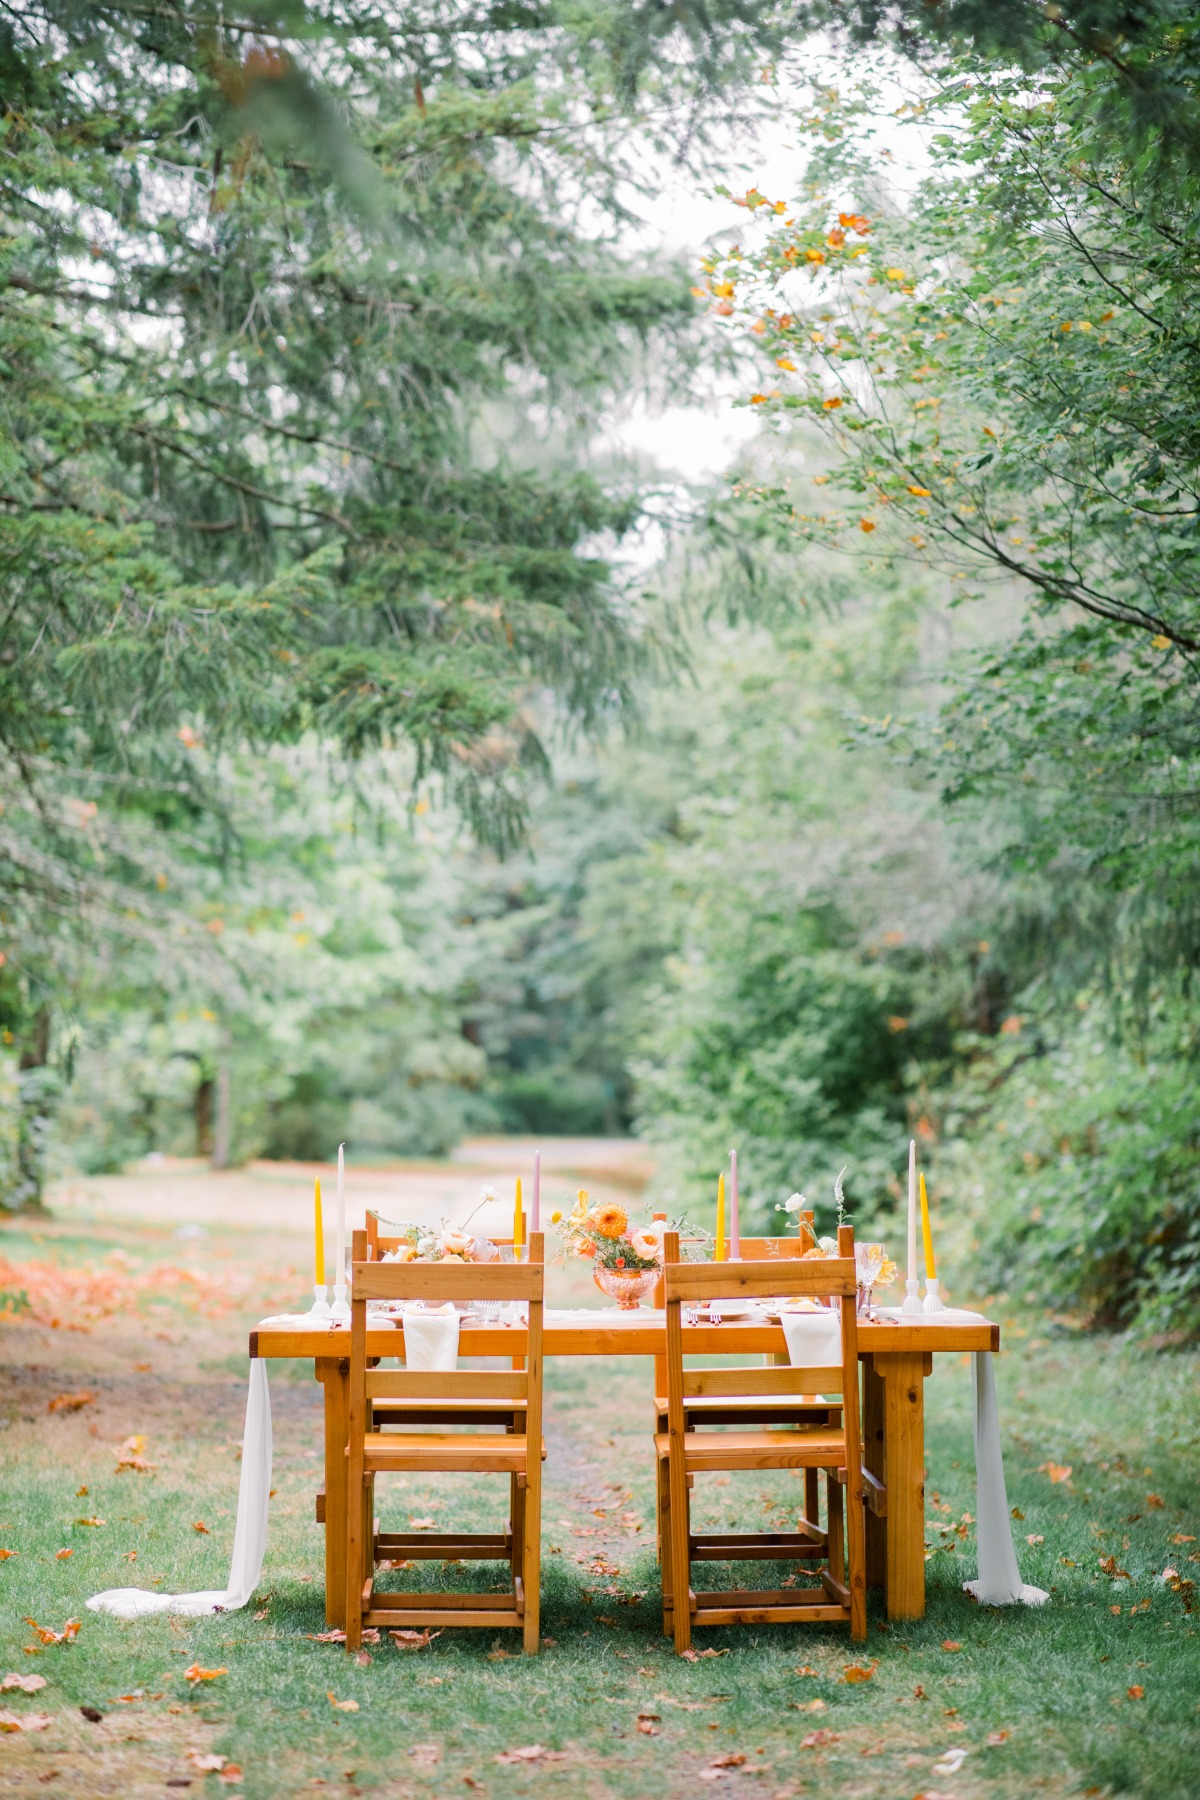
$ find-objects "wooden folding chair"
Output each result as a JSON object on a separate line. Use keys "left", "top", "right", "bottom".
{"left": 657, "top": 1224, "right": 867, "bottom": 1651}
{"left": 343, "top": 1234, "right": 545, "bottom": 1653}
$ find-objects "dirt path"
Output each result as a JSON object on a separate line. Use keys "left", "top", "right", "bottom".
{"left": 48, "top": 1137, "right": 654, "bottom": 1242}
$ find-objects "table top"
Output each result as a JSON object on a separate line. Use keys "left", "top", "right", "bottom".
{"left": 251, "top": 1307, "right": 999, "bottom": 1360}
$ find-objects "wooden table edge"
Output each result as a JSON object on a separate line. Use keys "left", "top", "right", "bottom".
{"left": 250, "top": 1320, "right": 1000, "bottom": 1359}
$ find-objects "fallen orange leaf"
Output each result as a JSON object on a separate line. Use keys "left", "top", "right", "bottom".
{"left": 54, "top": 1549, "right": 73, "bottom": 1561}
{"left": 192, "top": 1522, "right": 210, "bottom": 1535}
{"left": 1038, "top": 1462, "right": 1072, "bottom": 1485}
{"left": 183, "top": 1664, "right": 226, "bottom": 1684}
{"left": 0, "top": 1550, "right": 17, "bottom": 1561}
{"left": 390, "top": 1628, "right": 440, "bottom": 1651}
{"left": 23, "top": 1619, "right": 80, "bottom": 1647}
{"left": 75, "top": 1486, "right": 88, "bottom": 1498}
{"left": 987, "top": 1730, "right": 1010, "bottom": 1745}
{"left": 326, "top": 1692, "right": 358, "bottom": 1712}
{"left": 842, "top": 1663, "right": 876, "bottom": 1683}
{"left": 47, "top": 1391, "right": 96, "bottom": 1414}
{"left": 1146, "top": 1494, "right": 1164, "bottom": 1509}
{"left": 75, "top": 1517, "right": 105, "bottom": 1528}
{"left": 1128, "top": 1685, "right": 1145, "bottom": 1700}
{"left": 941, "top": 1640, "right": 963, "bottom": 1652}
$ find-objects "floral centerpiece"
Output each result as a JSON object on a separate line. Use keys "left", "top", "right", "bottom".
{"left": 552, "top": 1189, "right": 664, "bottom": 1309}
{"left": 380, "top": 1223, "right": 500, "bottom": 1264}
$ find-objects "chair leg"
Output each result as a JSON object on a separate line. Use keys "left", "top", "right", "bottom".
{"left": 804, "top": 1467, "right": 820, "bottom": 1534}
{"left": 510, "top": 1472, "right": 525, "bottom": 1580}
{"left": 668, "top": 1454, "right": 692, "bottom": 1655}
{"left": 845, "top": 1467, "right": 867, "bottom": 1644}
{"left": 521, "top": 1468, "right": 541, "bottom": 1654}
{"left": 658, "top": 1459, "right": 673, "bottom": 1635}
{"left": 345, "top": 1479, "right": 365, "bottom": 1653}
{"left": 826, "top": 1469, "right": 845, "bottom": 1591}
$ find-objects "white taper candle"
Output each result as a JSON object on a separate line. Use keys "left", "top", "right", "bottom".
{"left": 729, "top": 1148, "right": 740, "bottom": 1259}
{"left": 336, "top": 1142, "right": 346, "bottom": 1285}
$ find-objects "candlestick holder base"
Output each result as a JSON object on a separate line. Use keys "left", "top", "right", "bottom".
{"left": 330, "top": 1281, "right": 351, "bottom": 1323}
{"left": 923, "top": 1277, "right": 945, "bottom": 1314}
{"left": 900, "top": 1277, "right": 924, "bottom": 1317}
{"left": 306, "top": 1284, "right": 331, "bottom": 1319}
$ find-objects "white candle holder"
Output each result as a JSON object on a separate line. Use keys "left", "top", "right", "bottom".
{"left": 306, "top": 1283, "right": 331, "bottom": 1319}
{"left": 900, "top": 1277, "right": 924, "bottom": 1317}
{"left": 923, "top": 1277, "right": 945, "bottom": 1314}
{"left": 330, "top": 1280, "right": 351, "bottom": 1323}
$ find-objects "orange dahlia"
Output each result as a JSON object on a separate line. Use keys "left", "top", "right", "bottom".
{"left": 588, "top": 1203, "right": 628, "bottom": 1240}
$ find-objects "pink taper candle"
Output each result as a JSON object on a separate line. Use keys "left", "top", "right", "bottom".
{"left": 531, "top": 1150, "right": 541, "bottom": 1234}
{"left": 729, "top": 1148, "right": 740, "bottom": 1259}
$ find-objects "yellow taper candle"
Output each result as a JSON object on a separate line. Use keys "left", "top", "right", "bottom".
{"left": 715, "top": 1170, "right": 726, "bottom": 1262}
{"left": 513, "top": 1175, "right": 525, "bottom": 1249}
{"left": 313, "top": 1176, "right": 325, "bottom": 1287}
{"left": 919, "top": 1172, "right": 936, "bottom": 1281}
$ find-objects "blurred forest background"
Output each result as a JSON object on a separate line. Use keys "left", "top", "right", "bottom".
{"left": 3, "top": 0, "right": 1199, "bottom": 1340}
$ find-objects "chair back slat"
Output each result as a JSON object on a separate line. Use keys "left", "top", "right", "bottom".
{"left": 365, "top": 1210, "right": 518, "bottom": 1261}
{"left": 736, "top": 1237, "right": 811, "bottom": 1260}
{"left": 364, "top": 1369, "right": 528, "bottom": 1400}
{"left": 351, "top": 1260, "right": 542, "bottom": 1303}
{"left": 664, "top": 1257, "right": 855, "bottom": 1302}
{"left": 682, "top": 1365, "right": 844, "bottom": 1398}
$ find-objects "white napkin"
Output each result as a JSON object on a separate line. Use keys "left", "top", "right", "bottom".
{"left": 964, "top": 1351, "right": 1049, "bottom": 1607}
{"left": 402, "top": 1305, "right": 460, "bottom": 1371}
{"left": 780, "top": 1308, "right": 843, "bottom": 1371}
{"left": 87, "top": 1358, "right": 272, "bottom": 1620}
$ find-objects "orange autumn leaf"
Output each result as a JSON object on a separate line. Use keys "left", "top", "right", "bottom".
{"left": 1038, "top": 1462, "right": 1072, "bottom": 1484}
{"left": 54, "top": 1549, "right": 73, "bottom": 1561}
{"left": 327, "top": 1691, "right": 359, "bottom": 1712}
{"left": 859, "top": 519, "right": 877, "bottom": 533}
{"left": 193, "top": 1521, "right": 210, "bottom": 1535}
{"left": 0, "top": 1710, "right": 52, "bottom": 1733}
{"left": 183, "top": 1664, "right": 227, "bottom": 1684}
{"left": 0, "top": 1550, "right": 17, "bottom": 1561}
{"left": 115, "top": 1435, "right": 155, "bottom": 1474}
{"left": 47, "top": 1391, "right": 96, "bottom": 1413}
{"left": 1146, "top": 1494, "right": 1165, "bottom": 1508}
{"left": 1128, "top": 1685, "right": 1145, "bottom": 1700}
{"left": 75, "top": 1517, "right": 105, "bottom": 1528}
{"left": 839, "top": 212, "right": 870, "bottom": 233}
{"left": 822, "top": 396, "right": 842, "bottom": 410}
{"left": 907, "top": 485, "right": 932, "bottom": 497}
{"left": 23, "top": 1618, "right": 80, "bottom": 1646}
{"left": 941, "top": 1640, "right": 963, "bottom": 1652}
{"left": 842, "top": 1663, "right": 876, "bottom": 1683}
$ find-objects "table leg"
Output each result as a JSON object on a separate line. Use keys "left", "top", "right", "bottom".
{"left": 874, "top": 1350, "right": 931, "bottom": 1620}
{"left": 861, "top": 1357, "right": 886, "bottom": 1591}
{"left": 320, "top": 1357, "right": 349, "bottom": 1628}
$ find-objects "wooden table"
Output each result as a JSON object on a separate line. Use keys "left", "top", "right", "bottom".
{"left": 251, "top": 1310, "right": 998, "bottom": 1628}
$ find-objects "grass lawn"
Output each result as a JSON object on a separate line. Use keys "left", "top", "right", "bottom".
{"left": 1, "top": 1201, "right": 1197, "bottom": 1800}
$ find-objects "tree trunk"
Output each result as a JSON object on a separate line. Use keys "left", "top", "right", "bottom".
{"left": 195, "top": 1075, "right": 214, "bottom": 1158}
{"left": 211, "top": 1022, "right": 232, "bottom": 1169}
{"left": 15, "top": 1003, "right": 52, "bottom": 1212}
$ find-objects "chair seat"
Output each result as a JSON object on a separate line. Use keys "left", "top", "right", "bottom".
{"left": 655, "top": 1427, "right": 846, "bottom": 1472}
{"left": 362, "top": 1431, "right": 542, "bottom": 1473}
